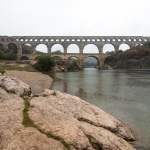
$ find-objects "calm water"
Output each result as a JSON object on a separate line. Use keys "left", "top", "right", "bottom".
{"left": 49, "top": 69, "right": 150, "bottom": 150}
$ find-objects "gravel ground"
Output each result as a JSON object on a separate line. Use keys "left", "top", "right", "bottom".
{"left": 5, "top": 70, "right": 53, "bottom": 94}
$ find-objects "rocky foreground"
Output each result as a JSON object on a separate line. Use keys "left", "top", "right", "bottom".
{"left": 0, "top": 75, "right": 136, "bottom": 150}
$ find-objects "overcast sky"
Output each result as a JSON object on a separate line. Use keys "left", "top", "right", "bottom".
{"left": 0, "top": 0, "right": 150, "bottom": 53}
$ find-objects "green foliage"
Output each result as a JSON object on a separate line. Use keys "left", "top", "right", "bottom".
{"left": 106, "top": 51, "right": 115, "bottom": 55}
{"left": 71, "top": 60, "right": 78, "bottom": 66}
{"left": 0, "top": 67, "right": 5, "bottom": 74}
{"left": 34, "top": 54, "right": 56, "bottom": 72}
{"left": 68, "top": 60, "right": 80, "bottom": 71}
{"left": 8, "top": 43, "right": 18, "bottom": 54}
{"left": 143, "top": 41, "right": 150, "bottom": 48}
{"left": 0, "top": 65, "right": 37, "bottom": 72}
{"left": 0, "top": 47, "right": 17, "bottom": 60}
{"left": 104, "top": 42, "right": 150, "bottom": 67}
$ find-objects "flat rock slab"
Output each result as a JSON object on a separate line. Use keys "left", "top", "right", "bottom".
{"left": 29, "top": 89, "right": 136, "bottom": 150}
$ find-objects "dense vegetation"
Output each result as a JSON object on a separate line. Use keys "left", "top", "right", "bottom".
{"left": 34, "top": 54, "right": 56, "bottom": 72}
{"left": 104, "top": 42, "right": 150, "bottom": 67}
{"left": 0, "top": 67, "right": 5, "bottom": 74}
{"left": 0, "top": 48, "right": 17, "bottom": 60}
{"left": 68, "top": 60, "right": 80, "bottom": 71}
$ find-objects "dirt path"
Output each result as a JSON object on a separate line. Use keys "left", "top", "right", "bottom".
{"left": 5, "top": 70, "right": 53, "bottom": 94}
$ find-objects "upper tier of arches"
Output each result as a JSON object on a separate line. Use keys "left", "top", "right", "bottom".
{"left": 0, "top": 36, "right": 150, "bottom": 43}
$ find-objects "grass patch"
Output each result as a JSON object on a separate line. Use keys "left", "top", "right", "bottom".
{"left": 77, "top": 117, "right": 95, "bottom": 126}
{"left": 0, "top": 67, "right": 5, "bottom": 74}
{"left": 87, "top": 135, "right": 103, "bottom": 150}
{"left": 22, "top": 98, "right": 70, "bottom": 149}
{"left": 0, "top": 65, "right": 37, "bottom": 72}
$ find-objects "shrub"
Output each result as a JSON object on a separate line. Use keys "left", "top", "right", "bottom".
{"left": 34, "top": 54, "right": 56, "bottom": 72}
{"left": 0, "top": 48, "right": 17, "bottom": 60}
{"left": 0, "top": 67, "right": 5, "bottom": 74}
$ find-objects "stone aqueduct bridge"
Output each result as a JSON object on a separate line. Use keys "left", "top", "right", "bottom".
{"left": 0, "top": 36, "right": 150, "bottom": 67}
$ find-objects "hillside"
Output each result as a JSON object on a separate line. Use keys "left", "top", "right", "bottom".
{"left": 104, "top": 42, "right": 150, "bottom": 69}
{"left": 51, "top": 50, "right": 63, "bottom": 54}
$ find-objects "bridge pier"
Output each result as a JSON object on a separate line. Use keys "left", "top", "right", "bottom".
{"left": 32, "top": 44, "right": 37, "bottom": 54}
{"left": 79, "top": 59, "right": 83, "bottom": 66}
{"left": 97, "top": 45, "right": 103, "bottom": 54}
{"left": 18, "top": 47, "right": 22, "bottom": 55}
{"left": 99, "top": 60, "right": 104, "bottom": 69}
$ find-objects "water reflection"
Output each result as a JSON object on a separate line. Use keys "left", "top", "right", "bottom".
{"left": 49, "top": 69, "right": 150, "bottom": 150}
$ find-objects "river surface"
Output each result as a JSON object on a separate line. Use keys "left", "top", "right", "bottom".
{"left": 49, "top": 69, "right": 150, "bottom": 150}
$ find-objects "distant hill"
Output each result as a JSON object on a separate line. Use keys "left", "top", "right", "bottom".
{"left": 36, "top": 51, "right": 44, "bottom": 54}
{"left": 104, "top": 42, "right": 150, "bottom": 69}
{"left": 51, "top": 50, "right": 63, "bottom": 54}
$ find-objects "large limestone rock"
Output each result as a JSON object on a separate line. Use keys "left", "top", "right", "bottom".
{"left": 0, "top": 87, "right": 66, "bottom": 150}
{"left": 0, "top": 76, "right": 31, "bottom": 96}
{"left": 28, "top": 89, "right": 136, "bottom": 150}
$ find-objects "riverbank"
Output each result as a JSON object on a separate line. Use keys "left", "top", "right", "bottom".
{"left": 5, "top": 70, "right": 53, "bottom": 94}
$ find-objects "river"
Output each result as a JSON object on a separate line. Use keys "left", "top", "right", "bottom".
{"left": 49, "top": 68, "right": 150, "bottom": 150}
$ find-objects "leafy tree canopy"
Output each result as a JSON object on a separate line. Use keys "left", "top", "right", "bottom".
{"left": 34, "top": 54, "right": 56, "bottom": 72}
{"left": 0, "top": 47, "right": 17, "bottom": 60}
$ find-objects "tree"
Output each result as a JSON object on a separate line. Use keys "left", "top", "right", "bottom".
{"left": 34, "top": 54, "right": 56, "bottom": 72}
{"left": 68, "top": 60, "right": 80, "bottom": 71}
{"left": 0, "top": 48, "right": 17, "bottom": 60}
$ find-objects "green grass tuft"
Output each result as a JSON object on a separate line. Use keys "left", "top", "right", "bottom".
{"left": 0, "top": 67, "right": 5, "bottom": 74}
{"left": 0, "top": 65, "right": 37, "bottom": 72}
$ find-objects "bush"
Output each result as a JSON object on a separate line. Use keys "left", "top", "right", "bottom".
{"left": 34, "top": 54, "right": 56, "bottom": 72}
{"left": 0, "top": 48, "right": 17, "bottom": 60}
{"left": 0, "top": 67, "right": 5, "bottom": 74}
{"left": 68, "top": 60, "right": 80, "bottom": 71}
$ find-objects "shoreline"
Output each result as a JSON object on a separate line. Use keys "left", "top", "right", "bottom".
{"left": 5, "top": 70, "right": 53, "bottom": 94}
